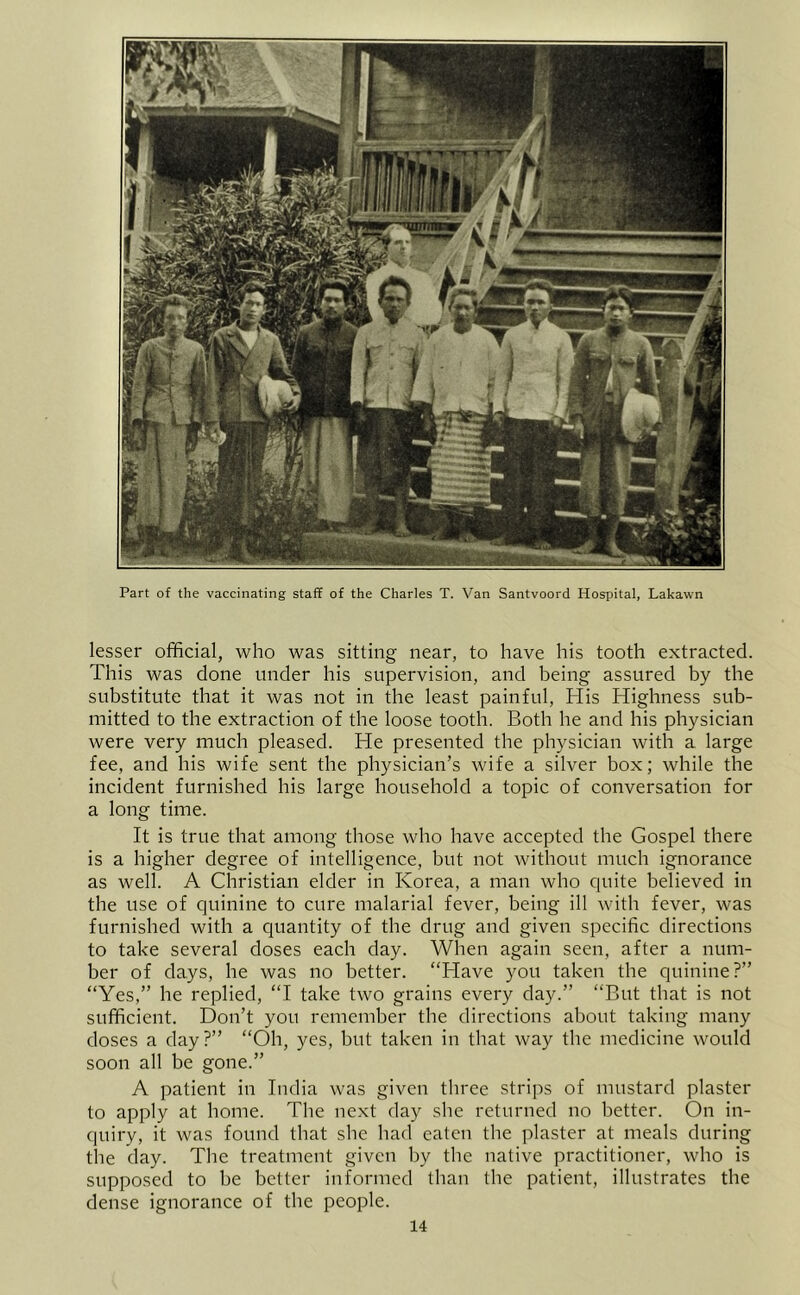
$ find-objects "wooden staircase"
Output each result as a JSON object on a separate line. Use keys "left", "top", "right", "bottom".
{"left": 407, "top": 229, "right": 722, "bottom": 546}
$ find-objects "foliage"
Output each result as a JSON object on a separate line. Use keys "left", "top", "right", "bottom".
{"left": 181, "top": 459, "right": 219, "bottom": 549}
{"left": 699, "top": 304, "right": 722, "bottom": 368}
{"left": 125, "top": 40, "right": 227, "bottom": 122}
{"left": 123, "top": 167, "right": 381, "bottom": 422}
{"left": 251, "top": 423, "right": 316, "bottom": 562}
{"left": 640, "top": 500, "right": 721, "bottom": 567}
{"left": 120, "top": 455, "right": 138, "bottom": 535}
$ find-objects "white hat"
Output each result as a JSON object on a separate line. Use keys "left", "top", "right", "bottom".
{"left": 621, "top": 389, "right": 661, "bottom": 443}
{"left": 257, "top": 376, "right": 295, "bottom": 419}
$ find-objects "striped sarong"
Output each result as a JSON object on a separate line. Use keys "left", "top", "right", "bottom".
{"left": 428, "top": 411, "right": 491, "bottom": 513}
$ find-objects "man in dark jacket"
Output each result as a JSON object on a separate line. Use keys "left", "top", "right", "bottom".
{"left": 292, "top": 280, "right": 358, "bottom": 531}
{"left": 205, "top": 281, "right": 300, "bottom": 562}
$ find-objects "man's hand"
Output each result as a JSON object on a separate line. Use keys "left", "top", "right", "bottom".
{"left": 551, "top": 416, "right": 564, "bottom": 431}
{"left": 186, "top": 423, "right": 199, "bottom": 455}
{"left": 481, "top": 418, "right": 495, "bottom": 449}
{"left": 570, "top": 415, "right": 584, "bottom": 444}
{"left": 205, "top": 422, "right": 226, "bottom": 447}
{"left": 491, "top": 410, "right": 506, "bottom": 439}
{"left": 351, "top": 403, "right": 367, "bottom": 435}
{"left": 131, "top": 419, "right": 145, "bottom": 451}
{"left": 286, "top": 391, "right": 302, "bottom": 414}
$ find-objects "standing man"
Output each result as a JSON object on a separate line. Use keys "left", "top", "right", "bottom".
{"left": 492, "top": 279, "right": 573, "bottom": 549}
{"left": 130, "top": 294, "right": 206, "bottom": 559}
{"left": 292, "top": 280, "right": 357, "bottom": 532}
{"left": 205, "top": 281, "right": 300, "bottom": 563}
{"left": 568, "top": 285, "right": 659, "bottom": 558}
{"left": 412, "top": 285, "right": 499, "bottom": 543}
{"left": 350, "top": 276, "right": 425, "bottom": 536}
{"left": 366, "top": 224, "right": 443, "bottom": 327}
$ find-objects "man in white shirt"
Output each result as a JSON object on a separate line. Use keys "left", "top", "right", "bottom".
{"left": 365, "top": 224, "right": 443, "bottom": 328}
{"left": 492, "top": 279, "right": 573, "bottom": 548}
{"left": 351, "top": 276, "right": 425, "bottom": 536}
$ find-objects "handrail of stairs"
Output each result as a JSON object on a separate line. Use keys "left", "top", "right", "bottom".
{"left": 426, "top": 116, "right": 546, "bottom": 305}
{"left": 655, "top": 259, "right": 722, "bottom": 515}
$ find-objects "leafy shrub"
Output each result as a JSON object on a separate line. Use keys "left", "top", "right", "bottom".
{"left": 251, "top": 420, "right": 316, "bottom": 562}
{"left": 120, "top": 455, "right": 138, "bottom": 536}
{"left": 123, "top": 167, "right": 381, "bottom": 425}
{"left": 181, "top": 459, "right": 219, "bottom": 549}
{"left": 641, "top": 500, "right": 721, "bottom": 567}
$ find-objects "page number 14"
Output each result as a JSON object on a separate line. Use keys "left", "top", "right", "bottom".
{"left": 410, "top": 1220, "right": 427, "bottom": 1233}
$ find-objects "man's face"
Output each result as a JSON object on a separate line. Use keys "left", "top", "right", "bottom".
{"left": 523, "top": 289, "right": 552, "bottom": 327}
{"left": 239, "top": 291, "right": 266, "bottom": 329}
{"left": 163, "top": 306, "right": 188, "bottom": 341}
{"left": 320, "top": 288, "right": 346, "bottom": 323}
{"left": 603, "top": 295, "right": 632, "bottom": 334}
{"left": 386, "top": 229, "right": 412, "bottom": 267}
{"left": 450, "top": 293, "right": 476, "bottom": 333}
{"left": 380, "top": 285, "right": 409, "bottom": 324}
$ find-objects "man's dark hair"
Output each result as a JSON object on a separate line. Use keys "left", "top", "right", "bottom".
{"left": 239, "top": 280, "right": 268, "bottom": 301}
{"left": 524, "top": 278, "right": 555, "bottom": 303}
{"left": 603, "top": 284, "right": 635, "bottom": 311}
{"left": 162, "top": 293, "right": 190, "bottom": 313}
{"left": 318, "top": 278, "right": 350, "bottom": 301}
{"left": 378, "top": 275, "right": 412, "bottom": 303}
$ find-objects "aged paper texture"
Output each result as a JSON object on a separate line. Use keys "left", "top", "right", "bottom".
{"left": 3, "top": 4, "right": 798, "bottom": 1294}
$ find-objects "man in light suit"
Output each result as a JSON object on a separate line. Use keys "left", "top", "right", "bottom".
{"left": 205, "top": 281, "right": 300, "bottom": 562}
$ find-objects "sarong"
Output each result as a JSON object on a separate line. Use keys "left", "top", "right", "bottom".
{"left": 136, "top": 421, "right": 188, "bottom": 533}
{"left": 358, "top": 409, "right": 413, "bottom": 492}
{"left": 302, "top": 416, "right": 353, "bottom": 524}
{"left": 428, "top": 412, "right": 491, "bottom": 513}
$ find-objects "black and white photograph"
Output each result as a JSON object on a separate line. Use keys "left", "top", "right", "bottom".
{"left": 121, "top": 40, "right": 724, "bottom": 570}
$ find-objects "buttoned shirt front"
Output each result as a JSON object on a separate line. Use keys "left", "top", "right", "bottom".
{"left": 493, "top": 318, "right": 574, "bottom": 422}
{"left": 412, "top": 324, "right": 499, "bottom": 416}
{"left": 568, "top": 326, "right": 658, "bottom": 431}
{"left": 130, "top": 337, "right": 206, "bottom": 426}
{"left": 350, "top": 316, "right": 425, "bottom": 411}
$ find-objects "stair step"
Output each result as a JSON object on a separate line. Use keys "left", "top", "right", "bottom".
{"left": 515, "top": 229, "right": 722, "bottom": 254}
{"left": 489, "top": 283, "right": 705, "bottom": 313}
{"left": 497, "top": 264, "right": 715, "bottom": 291}
{"left": 482, "top": 305, "right": 696, "bottom": 332}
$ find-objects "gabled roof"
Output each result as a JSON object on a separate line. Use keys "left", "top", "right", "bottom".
{"left": 142, "top": 40, "right": 341, "bottom": 126}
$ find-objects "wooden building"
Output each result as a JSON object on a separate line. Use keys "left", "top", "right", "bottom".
{"left": 126, "top": 41, "right": 341, "bottom": 265}
{"left": 337, "top": 43, "right": 724, "bottom": 535}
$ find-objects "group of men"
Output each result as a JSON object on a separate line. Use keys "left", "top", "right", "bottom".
{"left": 130, "top": 223, "right": 659, "bottom": 562}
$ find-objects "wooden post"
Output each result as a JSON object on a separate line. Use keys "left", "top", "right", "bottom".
{"left": 337, "top": 43, "right": 362, "bottom": 213}
{"left": 655, "top": 338, "right": 684, "bottom": 515}
{"left": 261, "top": 124, "right": 279, "bottom": 196}
{"left": 129, "top": 120, "right": 153, "bottom": 268}
{"left": 532, "top": 46, "right": 553, "bottom": 228}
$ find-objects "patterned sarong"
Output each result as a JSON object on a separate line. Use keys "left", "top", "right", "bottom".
{"left": 428, "top": 412, "right": 491, "bottom": 513}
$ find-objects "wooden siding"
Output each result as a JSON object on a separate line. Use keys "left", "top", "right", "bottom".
{"left": 546, "top": 46, "right": 724, "bottom": 231}
{"left": 366, "top": 46, "right": 533, "bottom": 142}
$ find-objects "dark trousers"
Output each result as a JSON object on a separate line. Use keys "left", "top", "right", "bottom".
{"left": 501, "top": 418, "right": 558, "bottom": 542}
{"left": 216, "top": 421, "right": 268, "bottom": 532}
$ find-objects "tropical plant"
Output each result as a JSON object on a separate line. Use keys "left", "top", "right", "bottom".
{"left": 641, "top": 500, "right": 721, "bottom": 567}
{"left": 123, "top": 166, "right": 381, "bottom": 422}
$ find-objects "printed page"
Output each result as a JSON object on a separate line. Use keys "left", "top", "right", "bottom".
{"left": 3, "top": 6, "right": 798, "bottom": 1294}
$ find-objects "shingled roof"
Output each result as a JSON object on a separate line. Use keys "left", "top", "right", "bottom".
{"left": 143, "top": 40, "right": 341, "bottom": 125}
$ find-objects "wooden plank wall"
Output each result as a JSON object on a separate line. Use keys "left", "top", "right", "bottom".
{"left": 366, "top": 47, "right": 533, "bottom": 142}
{"left": 546, "top": 47, "right": 724, "bottom": 231}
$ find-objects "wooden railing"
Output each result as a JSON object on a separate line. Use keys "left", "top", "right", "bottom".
{"left": 355, "top": 139, "right": 517, "bottom": 217}
{"left": 655, "top": 260, "right": 722, "bottom": 514}
{"left": 425, "top": 116, "right": 546, "bottom": 304}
